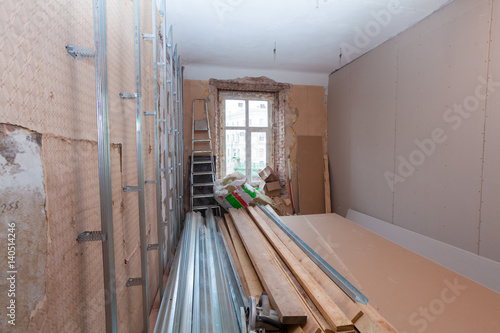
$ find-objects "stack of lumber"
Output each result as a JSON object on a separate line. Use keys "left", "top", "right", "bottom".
{"left": 219, "top": 206, "right": 397, "bottom": 333}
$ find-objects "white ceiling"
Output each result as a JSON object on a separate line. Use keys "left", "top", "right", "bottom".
{"left": 167, "top": 0, "right": 453, "bottom": 86}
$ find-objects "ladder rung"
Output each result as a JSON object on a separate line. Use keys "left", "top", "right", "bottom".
{"left": 192, "top": 193, "right": 214, "bottom": 199}
{"left": 192, "top": 205, "right": 220, "bottom": 210}
{"left": 192, "top": 182, "right": 214, "bottom": 187}
{"left": 193, "top": 171, "right": 213, "bottom": 175}
{"left": 193, "top": 160, "right": 212, "bottom": 164}
{"left": 193, "top": 150, "right": 212, "bottom": 153}
{"left": 193, "top": 139, "right": 211, "bottom": 142}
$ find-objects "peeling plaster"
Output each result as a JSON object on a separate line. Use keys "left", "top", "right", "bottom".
{"left": 0, "top": 124, "right": 47, "bottom": 332}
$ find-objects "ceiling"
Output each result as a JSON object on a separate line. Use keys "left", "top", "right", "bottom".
{"left": 167, "top": 0, "right": 453, "bottom": 86}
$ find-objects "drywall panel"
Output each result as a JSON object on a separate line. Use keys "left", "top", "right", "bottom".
{"left": 392, "top": 0, "right": 491, "bottom": 253}
{"left": 348, "top": 40, "right": 397, "bottom": 223}
{"left": 297, "top": 136, "right": 325, "bottom": 214}
{"left": 347, "top": 209, "right": 500, "bottom": 293}
{"left": 288, "top": 85, "right": 328, "bottom": 214}
{"left": 479, "top": 0, "right": 500, "bottom": 262}
{"left": 327, "top": 67, "right": 351, "bottom": 217}
{"left": 282, "top": 214, "right": 500, "bottom": 332}
{"left": 0, "top": 125, "right": 46, "bottom": 331}
{"left": 289, "top": 85, "right": 328, "bottom": 139}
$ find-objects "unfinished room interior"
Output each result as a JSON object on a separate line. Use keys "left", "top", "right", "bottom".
{"left": 2, "top": 0, "right": 500, "bottom": 332}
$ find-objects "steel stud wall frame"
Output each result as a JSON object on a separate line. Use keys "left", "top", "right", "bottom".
{"left": 93, "top": 0, "right": 118, "bottom": 331}
{"left": 85, "top": 0, "right": 185, "bottom": 331}
{"left": 159, "top": 11, "right": 184, "bottom": 268}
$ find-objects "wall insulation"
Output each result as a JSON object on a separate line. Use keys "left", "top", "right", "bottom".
{"left": 327, "top": 0, "right": 500, "bottom": 263}
{"left": 1, "top": 0, "right": 162, "bottom": 331}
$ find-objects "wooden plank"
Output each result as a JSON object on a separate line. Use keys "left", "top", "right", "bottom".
{"left": 217, "top": 218, "right": 250, "bottom": 297}
{"left": 324, "top": 155, "right": 332, "bottom": 213}
{"left": 298, "top": 135, "right": 325, "bottom": 214}
{"left": 247, "top": 207, "right": 354, "bottom": 331}
{"left": 228, "top": 208, "right": 308, "bottom": 325}
{"left": 256, "top": 206, "right": 363, "bottom": 322}
{"left": 274, "top": 256, "right": 331, "bottom": 333}
{"left": 265, "top": 208, "right": 397, "bottom": 332}
{"left": 355, "top": 303, "right": 398, "bottom": 333}
{"left": 224, "top": 214, "right": 264, "bottom": 298}
{"left": 246, "top": 210, "right": 326, "bottom": 333}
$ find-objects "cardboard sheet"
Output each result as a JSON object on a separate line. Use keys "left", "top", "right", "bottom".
{"left": 297, "top": 136, "right": 325, "bottom": 214}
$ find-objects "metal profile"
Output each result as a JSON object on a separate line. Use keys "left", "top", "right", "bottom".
{"left": 66, "top": 44, "right": 95, "bottom": 59}
{"left": 119, "top": 92, "right": 137, "bottom": 99}
{"left": 126, "top": 277, "right": 144, "bottom": 287}
{"left": 179, "top": 59, "right": 185, "bottom": 210}
{"left": 151, "top": 0, "right": 164, "bottom": 300}
{"left": 93, "top": 0, "right": 118, "bottom": 331}
{"left": 166, "top": 27, "right": 178, "bottom": 261}
{"left": 132, "top": 0, "right": 149, "bottom": 331}
{"left": 177, "top": 61, "right": 184, "bottom": 223}
{"left": 170, "top": 42, "right": 179, "bottom": 245}
{"left": 76, "top": 230, "right": 105, "bottom": 242}
{"left": 147, "top": 243, "right": 159, "bottom": 251}
{"left": 153, "top": 211, "right": 241, "bottom": 332}
{"left": 258, "top": 204, "right": 369, "bottom": 304}
{"left": 160, "top": 7, "right": 172, "bottom": 269}
{"left": 123, "top": 186, "right": 141, "bottom": 192}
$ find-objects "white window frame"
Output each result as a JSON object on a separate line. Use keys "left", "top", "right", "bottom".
{"left": 220, "top": 91, "right": 274, "bottom": 185}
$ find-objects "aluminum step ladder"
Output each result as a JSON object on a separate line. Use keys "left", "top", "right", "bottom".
{"left": 190, "top": 98, "right": 220, "bottom": 215}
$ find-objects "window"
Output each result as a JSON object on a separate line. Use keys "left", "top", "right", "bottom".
{"left": 221, "top": 92, "right": 274, "bottom": 185}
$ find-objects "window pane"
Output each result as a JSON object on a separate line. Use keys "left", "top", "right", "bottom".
{"left": 249, "top": 100, "right": 268, "bottom": 127}
{"left": 226, "top": 130, "right": 246, "bottom": 176}
{"left": 251, "top": 132, "right": 266, "bottom": 183}
{"left": 225, "top": 100, "right": 246, "bottom": 127}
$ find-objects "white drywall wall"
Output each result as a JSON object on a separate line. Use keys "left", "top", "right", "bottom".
{"left": 328, "top": 0, "right": 500, "bottom": 263}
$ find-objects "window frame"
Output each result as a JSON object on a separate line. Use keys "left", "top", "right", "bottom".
{"left": 220, "top": 91, "right": 275, "bottom": 185}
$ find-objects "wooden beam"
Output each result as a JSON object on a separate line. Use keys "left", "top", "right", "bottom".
{"left": 217, "top": 218, "right": 250, "bottom": 297}
{"left": 246, "top": 210, "right": 326, "bottom": 333}
{"left": 356, "top": 303, "right": 399, "bottom": 333}
{"left": 224, "top": 214, "right": 264, "bottom": 298}
{"left": 255, "top": 206, "right": 363, "bottom": 322}
{"left": 247, "top": 207, "right": 354, "bottom": 331}
{"left": 228, "top": 208, "right": 308, "bottom": 325}
{"left": 324, "top": 155, "right": 332, "bottom": 213}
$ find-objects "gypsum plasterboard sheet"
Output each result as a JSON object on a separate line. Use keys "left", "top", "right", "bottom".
{"left": 281, "top": 213, "right": 500, "bottom": 332}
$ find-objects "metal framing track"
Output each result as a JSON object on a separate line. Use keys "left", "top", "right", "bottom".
{"left": 151, "top": 0, "right": 164, "bottom": 300}
{"left": 71, "top": 0, "right": 186, "bottom": 330}
{"left": 93, "top": 0, "right": 118, "bottom": 331}
{"left": 258, "top": 204, "right": 369, "bottom": 305}
{"left": 132, "top": 0, "right": 149, "bottom": 331}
